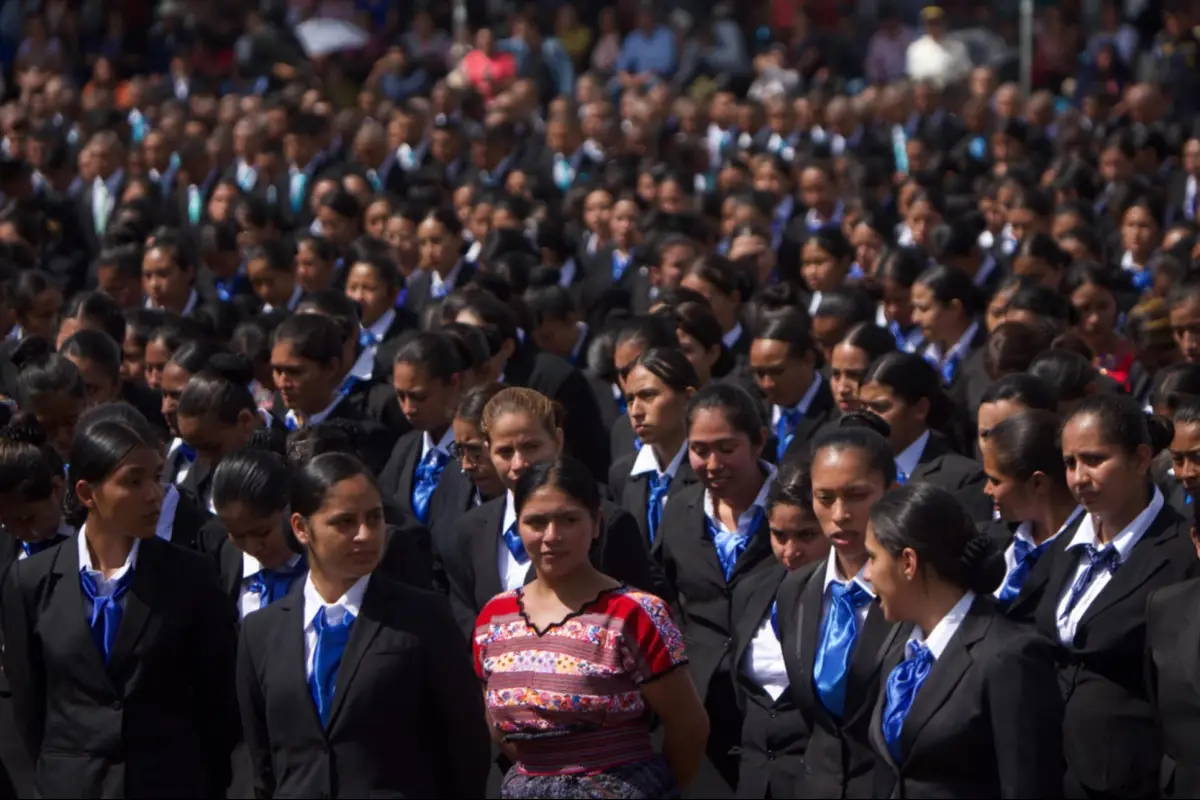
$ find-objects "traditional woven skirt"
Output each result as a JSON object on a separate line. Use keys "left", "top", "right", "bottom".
{"left": 500, "top": 756, "right": 680, "bottom": 799}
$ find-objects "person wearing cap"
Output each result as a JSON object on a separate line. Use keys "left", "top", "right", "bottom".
{"left": 905, "top": 6, "right": 970, "bottom": 89}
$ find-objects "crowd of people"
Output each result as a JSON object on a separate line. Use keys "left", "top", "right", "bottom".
{"left": 2, "top": 0, "right": 1200, "bottom": 798}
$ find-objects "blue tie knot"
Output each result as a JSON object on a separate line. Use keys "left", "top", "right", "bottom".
{"left": 412, "top": 448, "right": 449, "bottom": 524}
{"left": 358, "top": 328, "right": 381, "bottom": 350}
{"left": 710, "top": 506, "right": 766, "bottom": 581}
{"left": 502, "top": 522, "right": 529, "bottom": 565}
{"left": 177, "top": 442, "right": 197, "bottom": 463}
{"left": 776, "top": 407, "right": 804, "bottom": 461}
{"left": 813, "top": 579, "right": 873, "bottom": 716}
{"left": 998, "top": 536, "right": 1046, "bottom": 605}
{"left": 895, "top": 470, "right": 909, "bottom": 485}
{"left": 249, "top": 558, "right": 307, "bottom": 605}
{"left": 882, "top": 641, "right": 936, "bottom": 762}
{"left": 310, "top": 606, "right": 356, "bottom": 727}
{"left": 1061, "top": 543, "right": 1122, "bottom": 618}
{"left": 940, "top": 352, "right": 962, "bottom": 386}
{"left": 80, "top": 568, "right": 136, "bottom": 662}
{"left": 1083, "top": 543, "right": 1121, "bottom": 573}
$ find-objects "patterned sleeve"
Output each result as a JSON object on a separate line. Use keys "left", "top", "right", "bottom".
{"left": 472, "top": 599, "right": 497, "bottom": 682}
{"left": 621, "top": 591, "right": 689, "bottom": 684}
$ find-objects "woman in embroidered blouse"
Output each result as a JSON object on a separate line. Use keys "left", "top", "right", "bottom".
{"left": 1066, "top": 262, "right": 1141, "bottom": 391}
{"left": 474, "top": 457, "right": 709, "bottom": 799}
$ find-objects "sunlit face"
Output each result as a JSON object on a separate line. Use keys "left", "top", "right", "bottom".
{"left": 18, "top": 287, "right": 62, "bottom": 340}
{"left": 687, "top": 407, "right": 763, "bottom": 500}
{"left": 142, "top": 247, "right": 192, "bottom": 312}
{"left": 863, "top": 523, "right": 912, "bottom": 622}
{"left": 1171, "top": 294, "right": 1200, "bottom": 364}
{"left": 77, "top": 445, "right": 164, "bottom": 540}
{"left": 750, "top": 338, "right": 815, "bottom": 409}
{"left": 1170, "top": 420, "right": 1200, "bottom": 500}
{"left": 33, "top": 389, "right": 84, "bottom": 461}
{"left": 1071, "top": 281, "right": 1118, "bottom": 345}
{"left": 857, "top": 381, "right": 927, "bottom": 453}
{"left": 64, "top": 354, "right": 121, "bottom": 408}
{"left": 392, "top": 361, "right": 459, "bottom": 433}
{"left": 517, "top": 484, "right": 600, "bottom": 579}
{"left": 625, "top": 364, "right": 692, "bottom": 449}
{"left": 247, "top": 257, "right": 296, "bottom": 309}
{"left": 294, "top": 241, "right": 335, "bottom": 294}
{"left": 910, "top": 283, "right": 961, "bottom": 346}
{"left": 217, "top": 500, "right": 293, "bottom": 571}
{"left": 417, "top": 218, "right": 461, "bottom": 273}
{"left": 271, "top": 340, "right": 340, "bottom": 415}
{"left": 801, "top": 240, "right": 848, "bottom": 293}
{"left": 675, "top": 329, "right": 718, "bottom": 386}
{"left": 981, "top": 439, "right": 1037, "bottom": 522}
{"left": 486, "top": 410, "right": 563, "bottom": 490}
{"left": 880, "top": 277, "right": 913, "bottom": 328}
{"left": 769, "top": 502, "right": 828, "bottom": 570}
{"left": 829, "top": 342, "right": 871, "bottom": 413}
{"left": 344, "top": 263, "right": 395, "bottom": 326}
{"left": 1061, "top": 411, "right": 1150, "bottom": 519}
{"left": 292, "top": 474, "right": 386, "bottom": 584}
{"left": 811, "top": 446, "right": 888, "bottom": 568}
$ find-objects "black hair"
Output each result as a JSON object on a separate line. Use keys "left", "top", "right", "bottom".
{"left": 979, "top": 374, "right": 1059, "bottom": 411}
{"left": 813, "top": 287, "right": 875, "bottom": 328}
{"left": 1152, "top": 364, "right": 1200, "bottom": 413}
{"left": 915, "top": 263, "right": 985, "bottom": 316}
{"left": 755, "top": 309, "right": 822, "bottom": 366}
{"left": 76, "top": 401, "right": 160, "bottom": 444}
{"left": 63, "top": 420, "right": 155, "bottom": 526}
{"left": 877, "top": 246, "right": 927, "bottom": 288}
{"left": 683, "top": 255, "right": 748, "bottom": 303}
{"left": 290, "top": 451, "right": 380, "bottom": 518}
{"left": 441, "top": 321, "right": 492, "bottom": 374}
{"left": 810, "top": 411, "right": 897, "bottom": 486}
{"left": 271, "top": 312, "right": 344, "bottom": 366}
{"left": 523, "top": 285, "right": 578, "bottom": 328}
{"left": 169, "top": 338, "right": 227, "bottom": 376}
{"left": 869, "top": 483, "right": 1006, "bottom": 594}
{"left": 0, "top": 416, "right": 63, "bottom": 501}
{"left": 211, "top": 448, "right": 290, "bottom": 516}
{"left": 61, "top": 329, "right": 123, "bottom": 382}
{"left": 348, "top": 252, "right": 403, "bottom": 293}
{"left": 1006, "top": 283, "right": 1072, "bottom": 322}
{"left": 11, "top": 269, "right": 56, "bottom": 317}
{"left": 62, "top": 290, "right": 126, "bottom": 344}
{"left": 840, "top": 323, "right": 896, "bottom": 362}
{"left": 630, "top": 346, "right": 700, "bottom": 393}
{"left": 455, "top": 383, "right": 504, "bottom": 428}
{"left": 765, "top": 462, "right": 814, "bottom": 516}
{"left": 393, "top": 331, "right": 464, "bottom": 382}
{"left": 244, "top": 240, "right": 293, "bottom": 274}
{"left": 177, "top": 353, "right": 257, "bottom": 426}
{"left": 10, "top": 336, "right": 86, "bottom": 409}
{"left": 685, "top": 382, "right": 768, "bottom": 447}
{"left": 862, "top": 351, "right": 955, "bottom": 422}
{"left": 513, "top": 456, "right": 601, "bottom": 519}
{"left": 614, "top": 314, "right": 679, "bottom": 352}
{"left": 1015, "top": 232, "right": 1071, "bottom": 272}
{"left": 455, "top": 289, "right": 520, "bottom": 346}
{"left": 1065, "top": 392, "right": 1174, "bottom": 456}
{"left": 803, "top": 225, "right": 853, "bottom": 263}
{"left": 987, "top": 409, "right": 1068, "bottom": 488}
{"left": 1028, "top": 349, "right": 1097, "bottom": 404}
{"left": 285, "top": 423, "right": 364, "bottom": 465}
{"left": 296, "top": 289, "right": 362, "bottom": 343}
{"left": 984, "top": 321, "right": 1057, "bottom": 380}
{"left": 124, "top": 308, "right": 163, "bottom": 349}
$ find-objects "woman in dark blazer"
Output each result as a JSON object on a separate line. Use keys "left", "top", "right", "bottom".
{"left": 777, "top": 414, "right": 909, "bottom": 799}
{"left": 866, "top": 483, "right": 1063, "bottom": 799}
{"left": 658, "top": 383, "right": 780, "bottom": 789}
{"left": 1036, "top": 394, "right": 1198, "bottom": 799}
{"left": 1147, "top": 573, "right": 1200, "bottom": 800}
{"left": 732, "top": 467, "right": 831, "bottom": 798}
{"left": 0, "top": 420, "right": 75, "bottom": 586}
{"left": 858, "top": 352, "right": 991, "bottom": 523}
{"left": 236, "top": 452, "right": 490, "bottom": 798}
{"left": 979, "top": 410, "right": 1083, "bottom": 624}
{"left": 440, "top": 386, "right": 654, "bottom": 637}
{"left": 911, "top": 263, "right": 987, "bottom": 394}
{"left": 1, "top": 419, "right": 239, "bottom": 798}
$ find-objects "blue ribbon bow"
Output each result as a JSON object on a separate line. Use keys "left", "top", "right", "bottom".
{"left": 775, "top": 407, "right": 803, "bottom": 462}
{"left": 309, "top": 607, "right": 356, "bottom": 727}
{"left": 177, "top": 442, "right": 197, "bottom": 463}
{"left": 80, "top": 568, "right": 136, "bottom": 663}
{"left": 611, "top": 249, "right": 633, "bottom": 283}
{"left": 358, "top": 328, "right": 381, "bottom": 350}
{"left": 709, "top": 506, "right": 766, "bottom": 581}
{"left": 813, "top": 580, "right": 872, "bottom": 717}
{"left": 1060, "top": 544, "right": 1121, "bottom": 619}
{"left": 997, "top": 537, "right": 1048, "bottom": 605}
{"left": 21, "top": 533, "right": 67, "bottom": 557}
{"left": 882, "top": 642, "right": 935, "bottom": 762}
{"left": 411, "top": 449, "right": 449, "bottom": 525}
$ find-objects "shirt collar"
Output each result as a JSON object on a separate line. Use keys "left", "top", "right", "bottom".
{"left": 155, "top": 484, "right": 182, "bottom": 542}
{"left": 431, "top": 260, "right": 464, "bottom": 294}
{"left": 721, "top": 321, "right": 744, "bottom": 350}
{"left": 822, "top": 554, "right": 876, "bottom": 598}
{"left": 1014, "top": 505, "right": 1084, "bottom": 547}
{"left": 776, "top": 372, "right": 824, "bottom": 422}
{"left": 1066, "top": 485, "right": 1164, "bottom": 564}
{"left": 927, "top": 320, "right": 979, "bottom": 366}
{"left": 703, "top": 461, "right": 777, "bottom": 536}
{"left": 366, "top": 307, "right": 396, "bottom": 339}
{"left": 302, "top": 573, "right": 371, "bottom": 630}
{"left": 895, "top": 429, "right": 931, "bottom": 478}
{"left": 287, "top": 386, "right": 349, "bottom": 429}
{"left": 243, "top": 551, "right": 302, "bottom": 580}
{"left": 262, "top": 284, "right": 303, "bottom": 315}
{"left": 630, "top": 441, "right": 687, "bottom": 479}
{"left": 909, "top": 590, "right": 976, "bottom": 660}
{"left": 421, "top": 426, "right": 456, "bottom": 461}
{"left": 502, "top": 490, "right": 517, "bottom": 534}
{"left": 78, "top": 523, "right": 140, "bottom": 575}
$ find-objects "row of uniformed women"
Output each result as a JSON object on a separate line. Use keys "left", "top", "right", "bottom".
{"left": 0, "top": 398, "right": 492, "bottom": 798}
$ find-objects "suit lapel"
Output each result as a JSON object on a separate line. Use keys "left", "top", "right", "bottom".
{"left": 623, "top": 472, "right": 652, "bottom": 548}
{"left": 689, "top": 492, "right": 729, "bottom": 587}
{"left": 107, "top": 538, "right": 163, "bottom": 676}
{"left": 842, "top": 603, "right": 898, "bottom": 725}
{"left": 733, "top": 565, "right": 786, "bottom": 667}
{"left": 50, "top": 539, "right": 115, "bottom": 691}
{"left": 277, "top": 591, "right": 325, "bottom": 731}
{"left": 398, "top": 439, "right": 421, "bottom": 508}
{"left": 898, "top": 599, "right": 991, "bottom": 763}
{"left": 327, "top": 581, "right": 384, "bottom": 729}
{"left": 469, "top": 500, "right": 505, "bottom": 603}
{"left": 1077, "top": 508, "right": 1176, "bottom": 632}
{"left": 791, "top": 560, "right": 826, "bottom": 712}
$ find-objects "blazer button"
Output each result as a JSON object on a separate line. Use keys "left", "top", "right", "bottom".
{"left": 769, "top": 710, "right": 777, "bottom": 719}
{"left": 767, "top": 750, "right": 776, "bottom": 761}
{"left": 723, "top": 638, "right": 731, "bottom": 649}
{"left": 110, "top": 700, "right": 122, "bottom": 711}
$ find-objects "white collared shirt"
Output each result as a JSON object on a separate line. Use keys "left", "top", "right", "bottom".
{"left": 923, "top": 320, "right": 979, "bottom": 370}
{"left": 302, "top": 573, "right": 370, "bottom": 678}
{"left": 285, "top": 388, "right": 348, "bottom": 431}
{"left": 430, "top": 261, "right": 464, "bottom": 298}
{"left": 155, "top": 484, "right": 181, "bottom": 543}
{"left": 240, "top": 552, "right": 305, "bottom": 620}
{"left": 166, "top": 437, "right": 193, "bottom": 485}
{"left": 497, "top": 491, "right": 527, "bottom": 591}
{"left": 820, "top": 554, "right": 876, "bottom": 629}
{"left": 722, "top": 322, "right": 744, "bottom": 351}
{"left": 808, "top": 291, "right": 823, "bottom": 316}
{"left": 236, "top": 159, "right": 257, "bottom": 189}
{"left": 568, "top": 321, "right": 589, "bottom": 363}
{"left": 744, "top": 599, "right": 789, "bottom": 700}
{"left": 78, "top": 524, "right": 140, "bottom": 612}
{"left": 145, "top": 288, "right": 199, "bottom": 317}
{"left": 895, "top": 429, "right": 931, "bottom": 480}
{"left": 995, "top": 506, "right": 1083, "bottom": 599}
{"left": 421, "top": 426, "right": 456, "bottom": 462}
{"left": 908, "top": 590, "right": 976, "bottom": 659}
{"left": 704, "top": 462, "right": 777, "bottom": 539}
{"left": 261, "top": 284, "right": 303, "bottom": 315}
{"left": 631, "top": 442, "right": 687, "bottom": 516}
{"left": 1055, "top": 487, "right": 1163, "bottom": 646}
{"left": 771, "top": 373, "right": 824, "bottom": 428}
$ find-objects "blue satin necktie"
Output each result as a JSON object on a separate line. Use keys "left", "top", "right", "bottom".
{"left": 502, "top": 521, "right": 529, "bottom": 565}
{"left": 1060, "top": 544, "right": 1121, "bottom": 619}
{"left": 770, "top": 600, "right": 780, "bottom": 640}
{"left": 646, "top": 472, "right": 672, "bottom": 544}
{"left": 309, "top": 607, "right": 356, "bottom": 727}
{"left": 21, "top": 534, "right": 67, "bottom": 557}
{"left": 939, "top": 351, "right": 962, "bottom": 386}
{"left": 177, "top": 442, "right": 197, "bottom": 463}
{"left": 248, "top": 557, "right": 308, "bottom": 606}
{"left": 411, "top": 449, "right": 448, "bottom": 525}
{"left": 775, "top": 407, "right": 803, "bottom": 462}
{"left": 813, "top": 580, "right": 872, "bottom": 717}
{"left": 895, "top": 470, "right": 909, "bottom": 485}
{"left": 1130, "top": 269, "right": 1154, "bottom": 292}
{"left": 710, "top": 507, "right": 765, "bottom": 581}
{"left": 997, "top": 537, "right": 1047, "bottom": 605}
{"left": 290, "top": 172, "right": 307, "bottom": 213}
{"left": 358, "top": 328, "right": 381, "bottom": 350}
{"left": 79, "top": 568, "right": 136, "bottom": 663}
{"left": 611, "top": 250, "right": 632, "bottom": 283}
{"left": 882, "top": 641, "right": 935, "bottom": 762}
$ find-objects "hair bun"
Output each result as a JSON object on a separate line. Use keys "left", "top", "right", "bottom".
{"left": 960, "top": 534, "right": 1006, "bottom": 595}
{"left": 9, "top": 334, "right": 53, "bottom": 371}
{"left": 1146, "top": 413, "right": 1175, "bottom": 455}
{"left": 837, "top": 410, "right": 892, "bottom": 440}
{"left": 0, "top": 414, "right": 46, "bottom": 446}
{"left": 206, "top": 352, "right": 255, "bottom": 386}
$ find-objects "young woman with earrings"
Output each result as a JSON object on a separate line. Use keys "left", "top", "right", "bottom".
{"left": 1, "top": 419, "right": 238, "bottom": 798}
{"left": 236, "top": 452, "right": 490, "bottom": 798}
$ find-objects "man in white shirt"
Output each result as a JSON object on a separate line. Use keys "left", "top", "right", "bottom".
{"left": 906, "top": 6, "right": 971, "bottom": 89}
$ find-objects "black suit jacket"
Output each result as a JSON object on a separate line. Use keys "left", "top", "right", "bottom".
{"left": 236, "top": 574, "right": 490, "bottom": 798}
{"left": 377, "top": 428, "right": 426, "bottom": 519}
{"left": 1035, "top": 501, "right": 1197, "bottom": 798}
{"left": 402, "top": 261, "right": 478, "bottom": 318}
{"left": 77, "top": 172, "right": 127, "bottom": 256}
{"left": 426, "top": 467, "right": 484, "bottom": 594}
{"left": 610, "top": 414, "right": 640, "bottom": 464}
{"left": 978, "top": 519, "right": 1062, "bottom": 626}
{"left": 909, "top": 433, "right": 992, "bottom": 524}
{"left": 502, "top": 345, "right": 612, "bottom": 483}
{"left": 0, "top": 536, "right": 238, "bottom": 798}
{"left": 777, "top": 378, "right": 839, "bottom": 465}
{"left": 658, "top": 481, "right": 778, "bottom": 703}
{"left": 779, "top": 559, "right": 909, "bottom": 800}
{"left": 869, "top": 595, "right": 1063, "bottom": 799}
{"left": 368, "top": 308, "right": 420, "bottom": 380}
{"left": 731, "top": 563, "right": 809, "bottom": 799}
{"left": 1147, "top": 577, "right": 1200, "bottom": 799}
{"left": 442, "top": 495, "right": 655, "bottom": 638}
{"left": 608, "top": 450, "right": 700, "bottom": 561}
